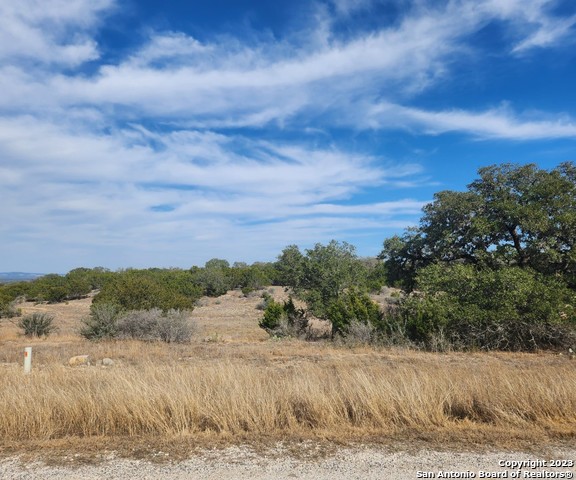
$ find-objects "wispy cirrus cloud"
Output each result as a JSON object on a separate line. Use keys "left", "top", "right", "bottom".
{"left": 0, "top": 112, "right": 425, "bottom": 268}
{"left": 368, "top": 103, "right": 576, "bottom": 140}
{"left": 1, "top": 0, "right": 575, "bottom": 270}
{"left": 3, "top": 0, "right": 576, "bottom": 130}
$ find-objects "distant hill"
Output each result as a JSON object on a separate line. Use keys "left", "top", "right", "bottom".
{"left": 0, "top": 272, "right": 45, "bottom": 283}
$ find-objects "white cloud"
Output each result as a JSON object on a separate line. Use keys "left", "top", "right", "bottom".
{"left": 128, "top": 32, "right": 211, "bottom": 67}
{"left": 2, "top": 0, "right": 575, "bottom": 131}
{"left": 369, "top": 103, "right": 576, "bottom": 140}
{"left": 0, "top": 0, "right": 113, "bottom": 66}
{"left": 1, "top": 0, "right": 576, "bottom": 270}
{"left": 0, "top": 112, "right": 425, "bottom": 269}
{"left": 513, "top": 14, "right": 576, "bottom": 53}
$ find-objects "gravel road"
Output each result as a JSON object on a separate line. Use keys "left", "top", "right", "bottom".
{"left": 2, "top": 445, "right": 575, "bottom": 480}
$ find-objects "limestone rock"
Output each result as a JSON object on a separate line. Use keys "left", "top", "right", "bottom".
{"left": 102, "top": 357, "right": 114, "bottom": 367}
{"left": 69, "top": 355, "right": 91, "bottom": 367}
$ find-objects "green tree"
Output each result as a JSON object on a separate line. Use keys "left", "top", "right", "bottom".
{"left": 204, "top": 258, "right": 230, "bottom": 270}
{"left": 29, "top": 274, "right": 69, "bottom": 303}
{"left": 64, "top": 270, "right": 92, "bottom": 299}
{"left": 230, "top": 263, "right": 272, "bottom": 294}
{"left": 0, "top": 290, "right": 20, "bottom": 318}
{"left": 381, "top": 163, "right": 576, "bottom": 288}
{"left": 301, "top": 240, "right": 365, "bottom": 316}
{"left": 275, "top": 245, "right": 306, "bottom": 290}
{"left": 192, "top": 258, "right": 233, "bottom": 297}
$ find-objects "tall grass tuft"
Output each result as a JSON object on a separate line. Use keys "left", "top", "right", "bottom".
{"left": 0, "top": 358, "right": 574, "bottom": 441}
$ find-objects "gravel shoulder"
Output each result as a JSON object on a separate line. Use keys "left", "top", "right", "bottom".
{"left": 2, "top": 445, "right": 575, "bottom": 480}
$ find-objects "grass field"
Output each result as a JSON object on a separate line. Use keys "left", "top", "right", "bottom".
{"left": 0, "top": 287, "right": 575, "bottom": 458}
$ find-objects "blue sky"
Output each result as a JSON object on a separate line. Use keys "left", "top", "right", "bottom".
{"left": 1, "top": 0, "right": 576, "bottom": 273}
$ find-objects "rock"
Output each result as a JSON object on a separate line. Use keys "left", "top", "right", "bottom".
{"left": 102, "top": 357, "right": 114, "bottom": 367}
{"left": 68, "top": 355, "right": 91, "bottom": 367}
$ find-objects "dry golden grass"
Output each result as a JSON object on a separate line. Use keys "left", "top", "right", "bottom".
{"left": 1, "top": 289, "right": 575, "bottom": 457}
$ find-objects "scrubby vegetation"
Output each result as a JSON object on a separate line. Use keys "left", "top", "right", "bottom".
{"left": 264, "top": 163, "right": 576, "bottom": 351}
{"left": 1, "top": 161, "right": 575, "bottom": 460}
{"left": 2, "top": 162, "right": 575, "bottom": 352}
{"left": 258, "top": 297, "right": 308, "bottom": 338}
{"left": 273, "top": 240, "right": 387, "bottom": 341}
{"left": 81, "top": 304, "right": 195, "bottom": 343}
{"left": 18, "top": 312, "right": 56, "bottom": 338}
{"left": 377, "top": 163, "right": 576, "bottom": 351}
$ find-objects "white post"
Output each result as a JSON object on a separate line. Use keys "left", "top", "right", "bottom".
{"left": 24, "top": 347, "right": 32, "bottom": 374}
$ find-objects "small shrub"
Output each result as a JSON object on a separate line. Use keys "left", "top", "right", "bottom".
{"left": 116, "top": 308, "right": 163, "bottom": 341}
{"left": 0, "top": 295, "right": 22, "bottom": 319}
{"left": 256, "top": 292, "right": 273, "bottom": 311}
{"left": 18, "top": 313, "right": 56, "bottom": 337}
{"left": 241, "top": 286, "right": 254, "bottom": 297}
{"left": 157, "top": 309, "right": 195, "bottom": 343}
{"left": 80, "top": 303, "right": 120, "bottom": 340}
{"left": 116, "top": 308, "right": 195, "bottom": 343}
{"left": 259, "top": 297, "right": 308, "bottom": 338}
{"left": 259, "top": 301, "right": 284, "bottom": 332}
{"left": 338, "top": 319, "right": 377, "bottom": 347}
{"left": 326, "top": 289, "right": 383, "bottom": 338}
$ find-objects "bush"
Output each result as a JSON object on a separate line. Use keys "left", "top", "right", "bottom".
{"left": 255, "top": 291, "right": 273, "bottom": 310}
{"left": 396, "top": 264, "right": 576, "bottom": 351}
{"left": 92, "top": 271, "right": 197, "bottom": 312}
{"left": 80, "top": 303, "right": 120, "bottom": 340}
{"left": 28, "top": 274, "right": 69, "bottom": 303}
{"left": 338, "top": 319, "right": 378, "bottom": 347}
{"left": 83, "top": 306, "right": 195, "bottom": 343}
{"left": 0, "top": 291, "right": 21, "bottom": 319}
{"left": 259, "top": 300, "right": 285, "bottom": 333}
{"left": 259, "top": 297, "right": 308, "bottom": 338}
{"left": 18, "top": 313, "right": 56, "bottom": 337}
{"left": 115, "top": 308, "right": 195, "bottom": 343}
{"left": 116, "top": 308, "right": 163, "bottom": 341}
{"left": 326, "top": 289, "right": 383, "bottom": 338}
{"left": 157, "top": 309, "right": 195, "bottom": 343}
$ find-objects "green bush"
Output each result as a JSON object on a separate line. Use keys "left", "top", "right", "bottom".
{"left": 0, "top": 291, "right": 21, "bottom": 319}
{"left": 92, "top": 271, "right": 197, "bottom": 312}
{"left": 29, "top": 274, "right": 69, "bottom": 303}
{"left": 396, "top": 264, "right": 576, "bottom": 351}
{"left": 326, "top": 289, "right": 383, "bottom": 338}
{"left": 80, "top": 303, "right": 120, "bottom": 340}
{"left": 259, "top": 301, "right": 284, "bottom": 332}
{"left": 18, "top": 313, "right": 56, "bottom": 337}
{"left": 259, "top": 297, "right": 308, "bottom": 338}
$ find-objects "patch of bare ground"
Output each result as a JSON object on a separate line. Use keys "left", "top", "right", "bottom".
{"left": 0, "top": 287, "right": 575, "bottom": 468}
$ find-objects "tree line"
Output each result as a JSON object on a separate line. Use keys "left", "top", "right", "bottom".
{"left": 0, "top": 261, "right": 278, "bottom": 317}
{"left": 2, "top": 162, "right": 575, "bottom": 351}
